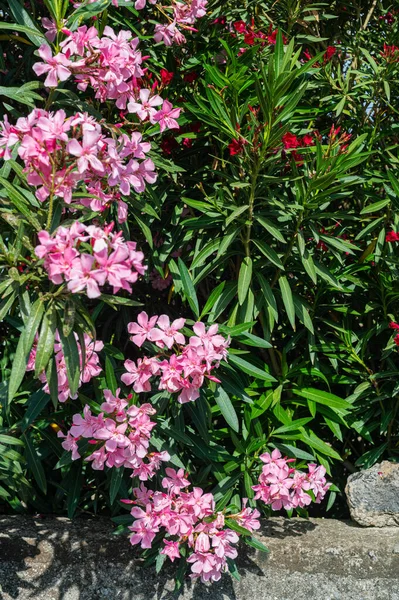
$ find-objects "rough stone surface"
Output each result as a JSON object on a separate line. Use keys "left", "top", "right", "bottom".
{"left": 1, "top": 516, "right": 399, "bottom": 599}
{"left": 346, "top": 460, "right": 399, "bottom": 527}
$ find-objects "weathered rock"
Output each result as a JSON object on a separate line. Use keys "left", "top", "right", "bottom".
{"left": 346, "top": 460, "right": 399, "bottom": 527}
{"left": 1, "top": 516, "right": 399, "bottom": 599}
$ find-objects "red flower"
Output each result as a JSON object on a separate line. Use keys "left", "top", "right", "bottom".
{"left": 389, "top": 322, "right": 399, "bottom": 330}
{"left": 386, "top": 231, "right": 399, "bottom": 242}
{"left": 303, "top": 49, "right": 313, "bottom": 62}
{"left": 244, "top": 31, "right": 256, "bottom": 45}
{"left": 183, "top": 71, "right": 199, "bottom": 83}
{"left": 228, "top": 138, "right": 245, "bottom": 155}
{"left": 267, "top": 27, "right": 288, "bottom": 45}
{"left": 182, "top": 138, "right": 192, "bottom": 148}
{"left": 323, "top": 46, "right": 336, "bottom": 64}
{"left": 282, "top": 132, "right": 301, "bottom": 149}
{"left": 160, "top": 69, "right": 174, "bottom": 86}
{"left": 380, "top": 43, "right": 399, "bottom": 62}
{"left": 302, "top": 133, "right": 314, "bottom": 146}
{"left": 189, "top": 121, "right": 201, "bottom": 133}
{"left": 394, "top": 333, "right": 399, "bottom": 347}
{"left": 233, "top": 20, "right": 247, "bottom": 33}
{"left": 160, "top": 136, "right": 179, "bottom": 156}
{"left": 212, "top": 16, "right": 226, "bottom": 25}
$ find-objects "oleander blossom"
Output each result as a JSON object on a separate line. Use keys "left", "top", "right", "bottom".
{"left": 121, "top": 313, "right": 230, "bottom": 403}
{"left": 32, "top": 26, "right": 180, "bottom": 128}
{"left": 27, "top": 331, "right": 103, "bottom": 402}
{"left": 34, "top": 221, "right": 146, "bottom": 298}
{"left": 0, "top": 109, "right": 156, "bottom": 221}
{"left": 59, "top": 389, "right": 169, "bottom": 477}
{"left": 126, "top": 472, "right": 260, "bottom": 583}
{"left": 252, "top": 449, "right": 330, "bottom": 510}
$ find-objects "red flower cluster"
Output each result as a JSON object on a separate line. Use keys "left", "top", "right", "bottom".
{"left": 389, "top": 322, "right": 399, "bottom": 346}
{"left": 228, "top": 138, "right": 246, "bottom": 155}
{"left": 323, "top": 46, "right": 336, "bottom": 64}
{"left": 233, "top": 21, "right": 287, "bottom": 47}
{"left": 281, "top": 131, "right": 315, "bottom": 164}
{"left": 160, "top": 69, "right": 174, "bottom": 86}
{"left": 380, "top": 44, "right": 399, "bottom": 62}
{"left": 386, "top": 231, "right": 399, "bottom": 242}
{"left": 379, "top": 11, "right": 396, "bottom": 24}
{"left": 303, "top": 46, "right": 336, "bottom": 66}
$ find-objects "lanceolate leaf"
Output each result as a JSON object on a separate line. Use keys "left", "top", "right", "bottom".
{"left": 58, "top": 326, "right": 80, "bottom": 398}
{"left": 214, "top": 386, "right": 239, "bottom": 432}
{"left": 178, "top": 258, "right": 199, "bottom": 317}
{"left": 238, "top": 257, "right": 252, "bottom": 305}
{"left": 278, "top": 276, "right": 295, "bottom": 330}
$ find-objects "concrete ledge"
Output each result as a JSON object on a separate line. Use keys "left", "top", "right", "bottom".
{"left": 0, "top": 516, "right": 399, "bottom": 600}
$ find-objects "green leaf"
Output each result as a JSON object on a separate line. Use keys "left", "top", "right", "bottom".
{"left": 278, "top": 276, "right": 295, "bottom": 330}
{"left": 293, "top": 388, "right": 351, "bottom": 411}
{"left": 0, "top": 290, "right": 16, "bottom": 321}
{"left": 238, "top": 257, "right": 253, "bottom": 305}
{"left": 273, "top": 443, "right": 315, "bottom": 461}
{"left": 214, "top": 386, "right": 239, "bottom": 432}
{"left": 0, "top": 177, "right": 41, "bottom": 230}
{"left": 200, "top": 282, "right": 225, "bottom": 318}
{"left": 0, "top": 434, "right": 24, "bottom": 446}
{"left": 355, "top": 442, "right": 388, "bottom": 469}
{"left": 22, "top": 432, "right": 47, "bottom": 494}
{"left": 66, "top": 463, "right": 83, "bottom": 518}
{"left": 8, "top": 299, "right": 44, "bottom": 403}
{"left": 360, "top": 199, "right": 390, "bottom": 215}
{"left": 2, "top": 2, "right": 46, "bottom": 46}
{"left": 228, "top": 355, "right": 276, "bottom": 382}
{"left": 253, "top": 240, "right": 284, "bottom": 270}
{"left": 244, "top": 536, "right": 269, "bottom": 553}
{"left": 21, "top": 389, "right": 50, "bottom": 432}
{"left": 256, "top": 216, "right": 285, "bottom": 243}
{"left": 155, "top": 552, "right": 166, "bottom": 574}
{"left": 34, "top": 308, "right": 56, "bottom": 377}
{"left": 105, "top": 356, "right": 118, "bottom": 394}
{"left": 58, "top": 327, "right": 80, "bottom": 397}
{"left": 178, "top": 258, "right": 199, "bottom": 317}
{"left": 109, "top": 467, "right": 124, "bottom": 505}
{"left": 299, "top": 430, "right": 342, "bottom": 460}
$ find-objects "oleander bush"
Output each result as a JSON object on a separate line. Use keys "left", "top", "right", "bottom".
{"left": 0, "top": 0, "right": 399, "bottom": 587}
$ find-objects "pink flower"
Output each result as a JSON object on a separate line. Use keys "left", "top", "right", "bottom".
{"left": 67, "top": 129, "right": 104, "bottom": 173}
{"left": 57, "top": 431, "right": 80, "bottom": 460}
{"left": 187, "top": 552, "right": 224, "bottom": 582}
{"left": 32, "top": 44, "right": 72, "bottom": 88}
{"left": 94, "top": 418, "right": 129, "bottom": 452}
{"left": 152, "top": 99, "right": 181, "bottom": 132}
{"left": 156, "top": 315, "right": 186, "bottom": 349}
{"left": 162, "top": 467, "right": 190, "bottom": 493}
{"left": 67, "top": 254, "right": 106, "bottom": 298}
{"left": 127, "top": 312, "right": 163, "bottom": 347}
{"left": 127, "top": 88, "right": 163, "bottom": 121}
{"left": 121, "top": 358, "right": 156, "bottom": 393}
{"left": 160, "top": 540, "right": 180, "bottom": 562}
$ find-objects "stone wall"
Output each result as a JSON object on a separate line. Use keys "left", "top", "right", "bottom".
{"left": 0, "top": 516, "right": 399, "bottom": 600}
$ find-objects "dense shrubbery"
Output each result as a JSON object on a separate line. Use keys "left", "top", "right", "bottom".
{"left": 0, "top": 0, "right": 399, "bottom": 587}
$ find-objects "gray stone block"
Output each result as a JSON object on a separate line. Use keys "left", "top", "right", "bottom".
{"left": 346, "top": 461, "right": 399, "bottom": 527}
{"left": 0, "top": 516, "right": 399, "bottom": 600}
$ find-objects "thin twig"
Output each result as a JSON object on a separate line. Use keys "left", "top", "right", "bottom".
{"left": 361, "top": 0, "right": 378, "bottom": 31}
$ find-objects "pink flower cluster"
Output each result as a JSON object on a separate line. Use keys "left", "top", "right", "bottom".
{"left": 27, "top": 332, "right": 103, "bottom": 402}
{"left": 126, "top": 470, "right": 260, "bottom": 582}
{"left": 154, "top": 0, "right": 208, "bottom": 46}
{"left": 33, "top": 26, "right": 180, "bottom": 133}
{"left": 252, "top": 449, "right": 330, "bottom": 511}
{"left": 121, "top": 312, "right": 230, "bottom": 403}
{"left": 35, "top": 221, "right": 146, "bottom": 298}
{"left": 59, "top": 388, "right": 169, "bottom": 477}
{"left": 0, "top": 109, "right": 156, "bottom": 220}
